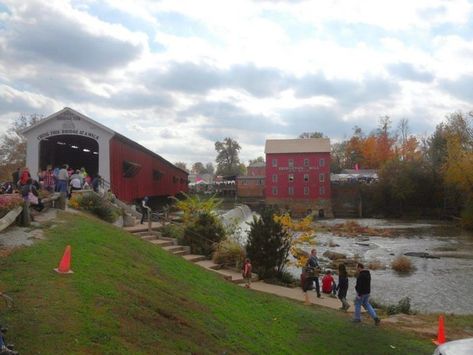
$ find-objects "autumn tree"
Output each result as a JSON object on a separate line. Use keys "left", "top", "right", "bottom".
{"left": 344, "top": 126, "right": 365, "bottom": 169}
{"left": 0, "top": 114, "right": 42, "bottom": 181}
{"left": 396, "top": 118, "right": 421, "bottom": 162}
{"left": 215, "top": 137, "right": 242, "bottom": 176}
{"left": 443, "top": 113, "right": 473, "bottom": 195}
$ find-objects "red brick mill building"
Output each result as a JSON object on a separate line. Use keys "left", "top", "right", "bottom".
{"left": 265, "top": 138, "right": 332, "bottom": 216}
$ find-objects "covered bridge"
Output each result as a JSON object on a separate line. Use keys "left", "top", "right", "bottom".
{"left": 21, "top": 107, "right": 188, "bottom": 203}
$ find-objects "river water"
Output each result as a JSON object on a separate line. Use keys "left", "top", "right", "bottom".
{"left": 294, "top": 219, "right": 473, "bottom": 315}
{"left": 221, "top": 208, "right": 473, "bottom": 314}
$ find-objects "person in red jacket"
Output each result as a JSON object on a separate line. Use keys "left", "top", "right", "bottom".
{"left": 321, "top": 270, "right": 337, "bottom": 297}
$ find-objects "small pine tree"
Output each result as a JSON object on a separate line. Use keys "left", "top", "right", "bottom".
{"left": 183, "top": 212, "right": 226, "bottom": 257}
{"left": 246, "top": 206, "right": 291, "bottom": 279}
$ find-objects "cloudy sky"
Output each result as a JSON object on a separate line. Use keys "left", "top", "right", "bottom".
{"left": 1, "top": 0, "right": 472, "bottom": 166}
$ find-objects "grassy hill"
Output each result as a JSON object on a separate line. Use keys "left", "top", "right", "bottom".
{"left": 0, "top": 212, "right": 434, "bottom": 354}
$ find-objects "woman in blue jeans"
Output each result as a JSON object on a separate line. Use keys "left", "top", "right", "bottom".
{"left": 353, "top": 263, "right": 380, "bottom": 325}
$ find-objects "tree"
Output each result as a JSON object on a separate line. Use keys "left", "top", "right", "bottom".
{"left": 248, "top": 156, "right": 265, "bottom": 165}
{"left": 191, "top": 162, "right": 206, "bottom": 174}
{"left": 170, "top": 192, "right": 222, "bottom": 225}
{"left": 215, "top": 137, "right": 242, "bottom": 176}
{"left": 443, "top": 113, "right": 473, "bottom": 195}
{"left": 0, "top": 114, "right": 42, "bottom": 181}
{"left": 425, "top": 123, "right": 448, "bottom": 170}
{"left": 246, "top": 206, "right": 291, "bottom": 279}
{"left": 174, "top": 162, "right": 188, "bottom": 172}
{"left": 374, "top": 116, "right": 396, "bottom": 166}
{"left": 344, "top": 126, "right": 365, "bottom": 169}
{"left": 204, "top": 162, "right": 215, "bottom": 175}
{"left": 183, "top": 212, "right": 226, "bottom": 257}
{"left": 330, "top": 142, "right": 347, "bottom": 173}
{"left": 396, "top": 119, "right": 421, "bottom": 162}
{"left": 298, "top": 132, "right": 325, "bottom": 138}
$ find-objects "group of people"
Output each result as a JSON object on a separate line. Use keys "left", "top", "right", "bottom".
{"left": 5, "top": 166, "right": 103, "bottom": 199}
{"left": 302, "top": 249, "right": 380, "bottom": 325}
{"left": 1, "top": 166, "right": 104, "bottom": 213}
{"left": 35, "top": 166, "right": 101, "bottom": 197}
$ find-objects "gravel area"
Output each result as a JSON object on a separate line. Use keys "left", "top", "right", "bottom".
{"left": 0, "top": 209, "right": 59, "bottom": 249}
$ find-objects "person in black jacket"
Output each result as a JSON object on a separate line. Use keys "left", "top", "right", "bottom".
{"left": 353, "top": 263, "right": 380, "bottom": 325}
{"left": 302, "top": 249, "right": 321, "bottom": 304}
{"left": 336, "top": 263, "right": 350, "bottom": 311}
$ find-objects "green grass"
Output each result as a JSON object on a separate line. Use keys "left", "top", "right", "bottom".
{"left": 0, "top": 213, "right": 435, "bottom": 354}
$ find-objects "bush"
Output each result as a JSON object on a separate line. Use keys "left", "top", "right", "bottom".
{"left": 246, "top": 206, "right": 291, "bottom": 279}
{"left": 391, "top": 256, "right": 414, "bottom": 273}
{"left": 367, "top": 259, "right": 385, "bottom": 270}
{"left": 371, "top": 297, "right": 413, "bottom": 315}
{"left": 212, "top": 239, "right": 245, "bottom": 269}
{"left": 159, "top": 224, "right": 183, "bottom": 239}
{"left": 0, "top": 194, "right": 23, "bottom": 218}
{"left": 183, "top": 212, "right": 226, "bottom": 257}
{"left": 387, "top": 297, "right": 412, "bottom": 315}
{"left": 71, "top": 192, "right": 120, "bottom": 223}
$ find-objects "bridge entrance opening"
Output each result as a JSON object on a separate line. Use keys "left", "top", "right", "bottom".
{"left": 39, "top": 135, "right": 99, "bottom": 177}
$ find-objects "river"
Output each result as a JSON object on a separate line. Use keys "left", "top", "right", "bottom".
{"left": 221, "top": 207, "right": 473, "bottom": 314}
{"left": 293, "top": 219, "right": 473, "bottom": 315}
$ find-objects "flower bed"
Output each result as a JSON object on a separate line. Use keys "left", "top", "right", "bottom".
{"left": 0, "top": 194, "right": 23, "bottom": 219}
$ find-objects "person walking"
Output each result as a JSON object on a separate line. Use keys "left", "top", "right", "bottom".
{"left": 353, "top": 263, "right": 380, "bottom": 325}
{"left": 140, "top": 196, "right": 150, "bottom": 224}
{"left": 302, "top": 249, "right": 321, "bottom": 304}
{"left": 336, "top": 263, "right": 350, "bottom": 311}
{"left": 56, "top": 165, "right": 69, "bottom": 194}
{"left": 242, "top": 258, "right": 252, "bottom": 288}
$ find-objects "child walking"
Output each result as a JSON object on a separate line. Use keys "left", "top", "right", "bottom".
{"left": 242, "top": 258, "right": 252, "bottom": 288}
{"left": 336, "top": 263, "right": 350, "bottom": 311}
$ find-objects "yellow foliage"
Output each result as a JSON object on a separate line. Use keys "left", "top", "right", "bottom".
{"left": 68, "top": 195, "right": 81, "bottom": 209}
{"left": 274, "top": 213, "right": 316, "bottom": 267}
{"left": 444, "top": 134, "right": 473, "bottom": 195}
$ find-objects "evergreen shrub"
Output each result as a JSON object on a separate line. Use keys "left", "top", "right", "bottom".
{"left": 246, "top": 206, "right": 290, "bottom": 279}
{"left": 183, "top": 211, "right": 226, "bottom": 257}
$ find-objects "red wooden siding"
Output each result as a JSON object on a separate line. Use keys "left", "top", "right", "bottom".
{"left": 109, "top": 136, "right": 188, "bottom": 203}
{"left": 265, "top": 152, "right": 331, "bottom": 200}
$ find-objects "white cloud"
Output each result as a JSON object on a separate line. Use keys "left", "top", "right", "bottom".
{"left": 1, "top": 0, "right": 473, "bottom": 164}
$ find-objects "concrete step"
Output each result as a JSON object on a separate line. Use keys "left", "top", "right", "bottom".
{"left": 141, "top": 235, "right": 159, "bottom": 241}
{"left": 173, "top": 249, "right": 190, "bottom": 256}
{"left": 134, "top": 231, "right": 161, "bottom": 237}
{"left": 162, "top": 245, "right": 187, "bottom": 253}
{"left": 149, "top": 239, "right": 175, "bottom": 247}
{"left": 194, "top": 260, "right": 221, "bottom": 270}
{"left": 182, "top": 254, "right": 206, "bottom": 263}
{"left": 123, "top": 222, "right": 162, "bottom": 233}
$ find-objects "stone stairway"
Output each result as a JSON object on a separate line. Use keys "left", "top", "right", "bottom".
{"left": 124, "top": 224, "right": 257, "bottom": 284}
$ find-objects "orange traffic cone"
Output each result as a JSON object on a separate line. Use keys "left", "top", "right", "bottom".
{"left": 433, "top": 315, "right": 446, "bottom": 345}
{"left": 54, "top": 245, "right": 74, "bottom": 274}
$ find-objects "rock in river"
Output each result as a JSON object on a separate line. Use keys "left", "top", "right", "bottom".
{"left": 323, "top": 250, "right": 347, "bottom": 260}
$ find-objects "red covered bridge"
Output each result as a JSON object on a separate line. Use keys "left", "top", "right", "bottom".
{"left": 22, "top": 107, "right": 188, "bottom": 203}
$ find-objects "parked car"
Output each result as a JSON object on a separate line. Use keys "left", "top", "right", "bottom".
{"left": 433, "top": 338, "right": 473, "bottom": 355}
